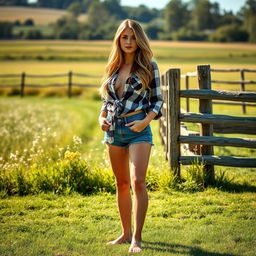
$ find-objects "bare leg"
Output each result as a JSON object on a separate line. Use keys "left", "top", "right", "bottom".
{"left": 128, "top": 143, "right": 151, "bottom": 253}
{"left": 106, "top": 144, "right": 132, "bottom": 245}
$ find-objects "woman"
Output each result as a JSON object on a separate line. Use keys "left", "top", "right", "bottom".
{"left": 98, "top": 19, "right": 163, "bottom": 253}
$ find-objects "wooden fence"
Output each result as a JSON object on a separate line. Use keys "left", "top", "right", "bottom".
{"left": 159, "top": 65, "right": 256, "bottom": 185}
{"left": 0, "top": 72, "right": 101, "bottom": 97}
{"left": 182, "top": 68, "right": 256, "bottom": 114}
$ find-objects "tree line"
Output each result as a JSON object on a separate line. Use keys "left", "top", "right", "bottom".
{"left": 0, "top": 0, "right": 255, "bottom": 42}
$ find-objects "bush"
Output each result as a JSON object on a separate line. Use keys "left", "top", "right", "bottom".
{"left": 6, "top": 87, "right": 21, "bottom": 96}
{"left": 145, "top": 24, "right": 163, "bottom": 40}
{"left": 0, "top": 21, "right": 13, "bottom": 39}
{"left": 209, "top": 24, "right": 249, "bottom": 42}
{"left": 21, "top": 29, "right": 43, "bottom": 39}
{"left": 0, "top": 138, "right": 115, "bottom": 196}
{"left": 24, "top": 18, "right": 34, "bottom": 26}
{"left": 172, "top": 27, "right": 208, "bottom": 41}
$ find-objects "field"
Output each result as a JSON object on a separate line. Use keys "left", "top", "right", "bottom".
{"left": 0, "top": 6, "right": 86, "bottom": 25}
{"left": 0, "top": 40, "right": 256, "bottom": 255}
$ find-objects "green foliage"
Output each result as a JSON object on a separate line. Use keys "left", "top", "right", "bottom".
{"left": 164, "top": 0, "right": 189, "bottom": 33}
{"left": 86, "top": 1, "right": 111, "bottom": 31}
{"left": 209, "top": 24, "right": 249, "bottom": 42}
{"left": 20, "top": 29, "right": 43, "bottom": 39}
{"left": 0, "top": 21, "right": 13, "bottom": 39}
{"left": 54, "top": 15, "right": 81, "bottom": 39}
{"left": 124, "top": 5, "right": 156, "bottom": 23}
{"left": 145, "top": 23, "right": 163, "bottom": 40}
{"left": 68, "top": 1, "right": 82, "bottom": 17}
{"left": 172, "top": 27, "right": 207, "bottom": 41}
{"left": 104, "top": 0, "right": 126, "bottom": 20}
{"left": 36, "top": 0, "right": 83, "bottom": 10}
{"left": 1, "top": 0, "right": 253, "bottom": 42}
{"left": 0, "top": 0, "right": 27, "bottom": 5}
{"left": 23, "top": 18, "right": 34, "bottom": 26}
{"left": 190, "top": 0, "right": 221, "bottom": 30}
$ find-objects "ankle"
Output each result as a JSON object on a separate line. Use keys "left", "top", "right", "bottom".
{"left": 132, "top": 235, "right": 142, "bottom": 242}
{"left": 122, "top": 232, "right": 132, "bottom": 237}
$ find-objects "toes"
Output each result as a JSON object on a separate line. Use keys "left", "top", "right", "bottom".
{"left": 128, "top": 246, "right": 142, "bottom": 253}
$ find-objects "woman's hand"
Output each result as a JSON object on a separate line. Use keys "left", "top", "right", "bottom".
{"left": 125, "top": 111, "right": 156, "bottom": 132}
{"left": 99, "top": 116, "right": 111, "bottom": 131}
{"left": 125, "top": 119, "right": 149, "bottom": 132}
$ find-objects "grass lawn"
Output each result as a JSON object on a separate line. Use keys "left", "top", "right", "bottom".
{"left": 0, "top": 190, "right": 255, "bottom": 256}
{"left": 0, "top": 96, "right": 256, "bottom": 256}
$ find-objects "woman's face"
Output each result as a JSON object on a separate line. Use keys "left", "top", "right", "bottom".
{"left": 119, "top": 27, "right": 138, "bottom": 54}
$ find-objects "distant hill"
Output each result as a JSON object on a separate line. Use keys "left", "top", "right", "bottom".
{"left": 0, "top": 6, "right": 86, "bottom": 25}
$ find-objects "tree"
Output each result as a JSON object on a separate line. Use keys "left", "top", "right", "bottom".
{"left": 220, "top": 11, "right": 242, "bottom": 26}
{"left": 53, "top": 15, "right": 81, "bottom": 39}
{"left": 24, "top": 18, "right": 34, "bottom": 26}
{"left": 68, "top": 2, "right": 82, "bottom": 17}
{"left": 36, "top": 0, "right": 83, "bottom": 9}
{"left": 22, "top": 29, "right": 42, "bottom": 39}
{"left": 0, "top": 0, "right": 27, "bottom": 6}
{"left": 0, "top": 22, "right": 13, "bottom": 39}
{"left": 164, "top": 0, "right": 189, "bottom": 33}
{"left": 81, "top": 0, "right": 97, "bottom": 12}
{"left": 172, "top": 27, "right": 207, "bottom": 41}
{"left": 145, "top": 24, "right": 163, "bottom": 39}
{"left": 242, "top": 0, "right": 256, "bottom": 42}
{"left": 86, "top": 2, "right": 111, "bottom": 30}
{"left": 209, "top": 24, "right": 249, "bottom": 42}
{"left": 104, "top": 0, "right": 126, "bottom": 20}
{"left": 190, "top": 0, "right": 221, "bottom": 30}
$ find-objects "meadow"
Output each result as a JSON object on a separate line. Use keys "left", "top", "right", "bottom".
{"left": 0, "top": 40, "right": 256, "bottom": 255}
{"left": 0, "top": 6, "right": 87, "bottom": 24}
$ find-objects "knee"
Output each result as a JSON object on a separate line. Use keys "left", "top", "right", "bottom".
{"left": 116, "top": 180, "right": 130, "bottom": 191}
{"left": 131, "top": 177, "right": 146, "bottom": 193}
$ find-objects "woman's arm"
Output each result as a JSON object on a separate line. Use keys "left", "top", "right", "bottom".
{"left": 99, "top": 110, "right": 110, "bottom": 131}
{"left": 148, "top": 61, "right": 163, "bottom": 119}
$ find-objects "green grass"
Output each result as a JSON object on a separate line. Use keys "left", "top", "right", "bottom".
{"left": 1, "top": 40, "right": 256, "bottom": 64}
{"left": 0, "top": 96, "right": 255, "bottom": 255}
{"left": 0, "top": 190, "right": 255, "bottom": 256}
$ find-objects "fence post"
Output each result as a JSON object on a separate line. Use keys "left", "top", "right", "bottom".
{"left": 185, "top": 74, "right": 190, "bottom": 112}
{"left": 198, "top": 65, "right": 214, "bottom": 185}
{"left": 160, "top": 74, "right": 167, "bottom": 153}
{"left": 240, "top": 69, "right": 246, "bottom": 114}
{"left": 167, "top": 68, "right": 181, "bottom": 178}
{"left": 163, "top": 72, "right": 169, "bottom": 161}
{"left": 68, "top": 71, "right": 72, "bottom": 98}
{"left": 20, "top": 72, "right": 25, "bottom": 97}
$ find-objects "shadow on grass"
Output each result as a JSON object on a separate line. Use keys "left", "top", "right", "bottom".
{"left": 144, "top": 241, "right": 238, "bottom": 256}
{"left": 212, "top": 181, "right": 256, "bottom": 193}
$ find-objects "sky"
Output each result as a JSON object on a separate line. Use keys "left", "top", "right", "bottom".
{"left": 121, "top": 0, "right": 246, "bottom": 13}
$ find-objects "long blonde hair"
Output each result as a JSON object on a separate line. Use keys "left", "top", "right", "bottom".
{"left": 100, "top": 19, "right": 153, "bottom": 97}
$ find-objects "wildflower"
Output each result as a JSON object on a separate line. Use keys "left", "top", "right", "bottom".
{"left": 64, "top": 151, "right": 81, "bottom": 161}
{"left": 73, "top": 136, "right": 82, "bottom": 145}
{"left": 10, "top": 153, "right": 17, "bottom": 160}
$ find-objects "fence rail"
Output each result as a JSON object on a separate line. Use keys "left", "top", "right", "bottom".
{"left": 160, "top": 65, "right": 256, "bottom": 185}
{"left": 181, "top": 67, "right": 256, "bottom": 114}
{"left": 0, "top": 71, "right": 101, "bottom": 97}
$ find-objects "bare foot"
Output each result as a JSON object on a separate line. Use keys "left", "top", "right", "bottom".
{"left": 128, "top": 239, "right": 142, "bottom": 253}
{"left": 107, "top": 234, "right": 132, "bottom": 245}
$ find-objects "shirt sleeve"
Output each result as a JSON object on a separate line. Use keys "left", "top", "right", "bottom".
{"left": 100, "top": 98, "right": 108, "bottom": 113}
{"left": 148, "top": 61, "right": 163, "bottom": 120}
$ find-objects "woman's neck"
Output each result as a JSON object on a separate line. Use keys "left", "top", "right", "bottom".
{"left": 124, "top": 53, "right": 135, "bottom": 65}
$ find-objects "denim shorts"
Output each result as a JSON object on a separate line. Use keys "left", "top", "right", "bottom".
{"left": 103, "top": 111, "right": 153, "bottom": 148}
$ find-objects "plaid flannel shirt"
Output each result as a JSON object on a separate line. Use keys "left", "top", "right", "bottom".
{"left": 101, "top": 60, "right": 163, "bottom": 144}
